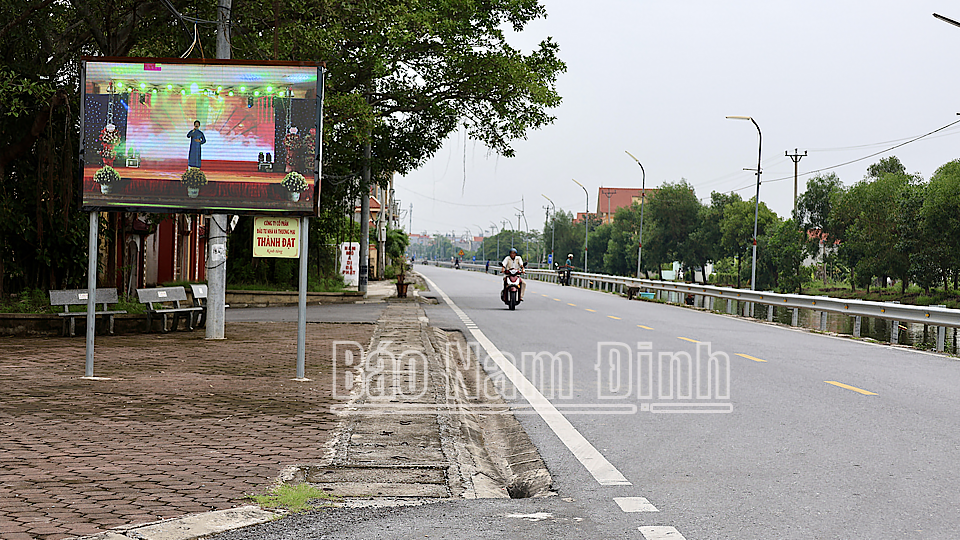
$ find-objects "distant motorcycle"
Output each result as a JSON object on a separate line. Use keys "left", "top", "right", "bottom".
{"left": 501, "top": 268, "right": 523, "bottom": 310}
{"left": 557, "top": 266, "right": 572, "bottom": 286}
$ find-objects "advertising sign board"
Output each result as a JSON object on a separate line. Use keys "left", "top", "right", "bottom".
{"left": 340, "top": 242, "right": 360, "bottom": 286}
{"left": 81, "top": 57, "right": 323, "bottom": 215}
{"left": 253, "top": 217, "right": 300, "bottom": 258}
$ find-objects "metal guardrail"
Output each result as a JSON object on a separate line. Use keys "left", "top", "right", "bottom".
{"left": 421, "top": 260, "right": 957, "bottom": 351}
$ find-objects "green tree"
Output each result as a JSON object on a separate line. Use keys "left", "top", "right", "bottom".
{"left": 922, "top": 159, "right": 960, "bottom": 290}
{"left": 837, "top": 161, "right": 914, "bottom": 292}
{"left": 896, "top": 182, "right": 938, "bottom": 293}
{"left": 541, "top": 209, "right": 586, "bottom": 270}
{"left": 762, "top": 219, "right": 808, "bottom": 293}
{"left": 644, "top": 180, "right": 701, "bottom": 277}
{"left": 719, "top": 197, "right": 779, "bottom": 288}
{"left": 0, "top": 0, "right": 566, "bottom": 294}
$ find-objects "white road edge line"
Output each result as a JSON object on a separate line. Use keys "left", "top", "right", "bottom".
{"left": 639, "top": 526, "right": 687, "bottom": 539}
{"left": 421, "top": 274, "right": 632, "bottom": 487}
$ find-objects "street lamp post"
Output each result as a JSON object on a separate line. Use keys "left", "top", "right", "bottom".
{"left": 726, "top": 115, "right": 762, "bottom": 291}
{"left": 474, "top": 224, "right": 484, "bottom": 262}
{"left": 624, "top": 151, "right": 646, "bottom": 278}
{"left": 572, "top": 179, "right": 589, "bottom": 273}
{"left": 490, "top": 222, "right": 500, "bottom": 262}
{"left": 542, "top": 194, "right": 555, "bottom": 267}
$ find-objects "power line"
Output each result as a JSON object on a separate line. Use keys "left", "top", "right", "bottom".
{"left": 397, "top": 186, "right": 521, "bottom": 207}
{"left": 728, "top": 118, "right": 960, "bottom": 193}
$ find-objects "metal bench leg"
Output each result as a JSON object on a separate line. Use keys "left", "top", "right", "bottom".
{"left": 108, "top": 315, "right": 115, "bottom": 335}
{"left": 161, "top": 313, "right": 169, "bottom": 333}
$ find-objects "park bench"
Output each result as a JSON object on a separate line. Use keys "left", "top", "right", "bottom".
{"left": 187, "top": 283, "right": 228, "bottom": 328}
{"left": 136, "top": 286, "right": 203, "bottom": 333}
{"left": 48, "top": 288, "right": 127, "bottom": 337}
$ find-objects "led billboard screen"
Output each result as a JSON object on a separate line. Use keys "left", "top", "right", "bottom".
{"left": 81, "top": 58, "right": 323, "bottom": 215}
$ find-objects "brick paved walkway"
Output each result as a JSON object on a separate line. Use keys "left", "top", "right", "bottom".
{"left": 0, "top": 322, "right": 375, "bottom": 540}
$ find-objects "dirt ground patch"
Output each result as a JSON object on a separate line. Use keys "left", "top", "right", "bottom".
{"left": 0, "top": 322, "right": 374, "bottom": 540}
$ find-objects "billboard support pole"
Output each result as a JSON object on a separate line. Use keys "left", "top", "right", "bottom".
{"left": 295, "top": 216, "right": 310, "bottom": 380}
{"left": 207, "top": 0, "right": 233, "bottom": 341}
{"left": 84, "top": 211, "right": 98, "bottom": 378}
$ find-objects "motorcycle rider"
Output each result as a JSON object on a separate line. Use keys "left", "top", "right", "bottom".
{"left": 501, "top": 248, "right": 526, "bottom": 301}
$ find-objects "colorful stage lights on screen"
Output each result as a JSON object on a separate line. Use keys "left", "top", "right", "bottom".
{"left": 108, "top": 82, "right": 291, "bottom": 97}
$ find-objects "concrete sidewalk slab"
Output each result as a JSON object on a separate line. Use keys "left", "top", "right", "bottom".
{"left": 0, "top": 321, "right": 375, "bottom": 540}
{"left": 74, "top": 506, "right": 278, "bottom": 540}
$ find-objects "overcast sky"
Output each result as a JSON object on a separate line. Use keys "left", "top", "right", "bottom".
{"left": 395, "top": 0, "right": 960, "bottom": 238}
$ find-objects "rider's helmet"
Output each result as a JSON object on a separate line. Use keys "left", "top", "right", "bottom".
{"left": 509, "top": 248, "right": 518, "bottom": 254}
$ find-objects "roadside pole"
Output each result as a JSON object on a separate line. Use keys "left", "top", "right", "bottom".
{"left": 207, "top": 0, "right": 232, "bottom": 340}
{"left": 84, "top": 211, "right": 98, "bottom": 378}
{"left": 295, "top": 216, "right": 310, "bottom": 380}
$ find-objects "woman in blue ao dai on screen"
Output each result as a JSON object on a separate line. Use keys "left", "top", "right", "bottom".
{"left": 187, "top": 120, "right": 206, "bottom": 168}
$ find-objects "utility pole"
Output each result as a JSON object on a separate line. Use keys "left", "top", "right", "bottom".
{"left": 786, "top": 149, "right": 807, "bottom": 217}
{"left": 603, "top": 187, "right": 617, "bottom": 224}
{"left": 502, "top": 219, "right": 510, "bottom": 252}
{"left": 408, "top": 203, "right": 413, "bottom": 234}
{"left": 543, "top": 194, "right": 556, "bottom": 267}
{"left": 515, "top": 210, "right": 523, "bottom": 255}
{"left": 207, "top": 0, "right": 232, "bottom": 340}
{"left": 359, "top": 132, "right": 370, "bottom": 293}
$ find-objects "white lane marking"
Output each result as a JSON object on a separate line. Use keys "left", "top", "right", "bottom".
{"left": 614, "top": 497, "right": 658, "bottom": 512}
{"left": 421, "top": 274, "right": 632, "bottom": 487}
{"left": 505, "top": 512, "right": 553, "bottom": 521}
{"left": 639, "top": 526, "right": 686, "bottom": 539}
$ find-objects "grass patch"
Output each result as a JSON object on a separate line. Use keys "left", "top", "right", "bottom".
{"left": 0, "top": 289, "right": 57, "bottom": 314}
{"left": 247, "top": 483, "right": 339, "bottom": 513}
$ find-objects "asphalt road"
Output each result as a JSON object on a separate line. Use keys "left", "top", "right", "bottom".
{"left": 215, "top": 266, "right": 960, "bottom": 539}
{"left": 416, "top": 265, "right": 960, "bottom": 539}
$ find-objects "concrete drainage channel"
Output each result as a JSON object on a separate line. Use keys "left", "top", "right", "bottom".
{"left": 285, "top": 302, "right": 553, "bottom": 504}
{"left": 72, "top": 302, "right": 551, "bottom": 540}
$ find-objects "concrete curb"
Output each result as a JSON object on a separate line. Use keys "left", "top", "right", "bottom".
{"left": 69, "top": 506, "right": 279, "bottom": 540}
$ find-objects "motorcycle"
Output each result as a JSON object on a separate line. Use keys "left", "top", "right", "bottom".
{"left": 501, "top": 268, "right": 523, "bottom": 310}
{"left": 557, "top": 266, "right": 571, "bottom": 286}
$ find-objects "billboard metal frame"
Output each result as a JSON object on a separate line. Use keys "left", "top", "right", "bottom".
{"left": 79, "top": 56, "right": 325, "bottom": 217}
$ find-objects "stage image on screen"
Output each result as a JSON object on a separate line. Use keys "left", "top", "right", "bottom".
{"left": 81, "top": 58, "right": 322, "bottom": 215}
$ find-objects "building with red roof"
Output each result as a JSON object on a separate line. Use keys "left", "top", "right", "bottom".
{"left": 596, "top": 187, "right": 657, "bottom": 225}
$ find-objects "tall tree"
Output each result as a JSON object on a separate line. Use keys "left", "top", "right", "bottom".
{"left": 719, "top": 197, "right": 778, "bottom": 288}
{"left": 922, "top": 159, "right": 960, "bottom": 289}
{"left": 645, "top": 180, "right": 701, "bottom": 275}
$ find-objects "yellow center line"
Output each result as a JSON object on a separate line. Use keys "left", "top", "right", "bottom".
{"left": 637, "top": 325, "right": 653, "bottom": 330}
{"left": 607, "top": 315, "right": 621, "bottom": 320}
{"left": 677, "top": 337, "right": 699, "bottom": 343}
{"left": 541, "top": 294, "right": 549, "bottom": 297}
{"left": 735, "top": 353, "right": 767, "bottom": 363}
{"left": 585, "top": 308, "right": 597, "bottom": 312}
{"left": 825, "top": 381, "right": 878, "bottom": 396}
{"left": 553, "top": 298, "right": 561, "bottom": 301}
{"left": 567, "top": 303, "right": 577, "bottom": 307}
